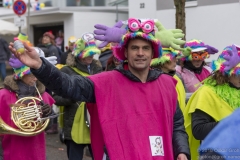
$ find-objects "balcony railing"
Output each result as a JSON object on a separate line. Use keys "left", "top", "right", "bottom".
{"left": 38, "top": 0, "right": 128, "bottom": 7}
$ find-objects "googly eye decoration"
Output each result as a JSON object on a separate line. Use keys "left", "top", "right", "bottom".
{"left": 141, "top": 20, "right": 154, "bottom": 33}
{"left": 128, "top": 18, "right": 141, "bottom": 32}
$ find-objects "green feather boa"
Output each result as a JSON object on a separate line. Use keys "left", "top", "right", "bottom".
{"left": 204, "top": 78, "right": 240, "bottom": 110}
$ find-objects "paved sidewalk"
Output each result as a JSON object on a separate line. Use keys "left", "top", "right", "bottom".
{"left": 46, "top": 134, "right": 92, "bottom": 160}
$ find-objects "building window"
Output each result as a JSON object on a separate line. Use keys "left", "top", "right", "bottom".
{"left": 66, "top": 0, "right": 105, "bottom": 6}
{"left": 66, "top": 0, "right": 128, "bottom": 7}
{"left": 185, "top": 0, "right": 198, "bottom": 7}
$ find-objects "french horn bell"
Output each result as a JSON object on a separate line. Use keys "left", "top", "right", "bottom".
{"left": 0, "top": 96, "right": 49, "bottom": 137}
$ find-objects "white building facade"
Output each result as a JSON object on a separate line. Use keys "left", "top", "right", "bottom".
{"left": 0, "top": 0, "right": 239, "bottom": 61}
{"left": 129, "top": 0, "right": 240, "bottom": 61}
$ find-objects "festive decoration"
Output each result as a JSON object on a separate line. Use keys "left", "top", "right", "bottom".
{"left": 33, "top": 2, "right": 45, "bottom": 11}
{"left": 211, "top": 45, "right": 240, "bottom": 76}
{"left": 3, "top": 0, "right": 12, "bottom": 8}
{"left": 13, "top": 40, "right": 25, "bottom": 54}
{"left": 14, "top": 33, "right": 33, "bottom": 47}
{"left": 151, "top": 48, "right": 180, "bottom": 66}
{"left": 72, "top": 33, "right": 101, "bottom": 59}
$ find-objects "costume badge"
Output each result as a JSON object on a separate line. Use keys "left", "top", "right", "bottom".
{"left": 81, "top": 32, "right": 94, "bottom": 42}
{"left": 149, "top": 136, "right": 164, "bottom": 156}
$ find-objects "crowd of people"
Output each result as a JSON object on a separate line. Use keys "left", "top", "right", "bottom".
{"left": 0, "top": 18, "right": 239, "bottom": 160}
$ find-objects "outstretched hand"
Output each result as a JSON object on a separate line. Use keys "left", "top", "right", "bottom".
{"left": 223, "top": 45, "right": 240, "bottom": 71}
{"left": 155, "top": 20, "right": 185, "bottom": 50}
{"left": 94, "top": 21, "right": 127, "bottom": 48}
{"left": 9, "top": 42, "right": 43, "bottom": 69}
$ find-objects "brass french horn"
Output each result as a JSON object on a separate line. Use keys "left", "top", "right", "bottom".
{"left": 0, "top": 96, "right": 49, "bottom": 136}
{"left": 0, "top": 85, "right": 50, "bottom": 136}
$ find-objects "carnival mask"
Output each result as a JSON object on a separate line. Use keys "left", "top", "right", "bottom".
{"left": 192, "top": 51, "right": 209, "bottom": 60}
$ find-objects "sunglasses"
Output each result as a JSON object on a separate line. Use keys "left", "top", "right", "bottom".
{"left": 192, "top": 51, "right": 209, "bottom": 60}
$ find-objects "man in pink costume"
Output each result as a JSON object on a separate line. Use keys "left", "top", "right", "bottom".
{"left": 9, "top": 18, "right": 190, "bottom": 160}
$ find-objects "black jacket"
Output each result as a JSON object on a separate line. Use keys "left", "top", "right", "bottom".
{"left": 0, "top": 38, "right": 11, "bottom": 63}
{"left": 60, "top": 49, "right": 71, "bottom": 64}
{"left": 31, "top": 58, "right": 191, "bottom": 160}
{"left": 99, "top": 49, "right": 112, "bottom": 70}
{"left": 53, "top": 53, "right": 102, "bottom": 140}
{"left": 192, "top": 109, "right": 218, "bottom": 140}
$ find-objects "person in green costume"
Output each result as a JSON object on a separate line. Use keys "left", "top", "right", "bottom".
{"left": 184, "top": 44, "right": 240, "bottom": 160}
{"left": 53, "top": 33, "right": 102, "bottom": 160}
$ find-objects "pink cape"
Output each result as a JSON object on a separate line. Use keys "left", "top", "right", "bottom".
{"left": 87, "top": 71, "right": 177, "bottom": 160}
{"left": 0, "top": 89, "right": 55, "bottom": 160}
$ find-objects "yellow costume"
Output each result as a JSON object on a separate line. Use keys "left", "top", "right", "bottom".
{"left": 184, "top": 85, "right": 234, "bottom": 160}
{"left": 173, "top": 75, "right": 186, "bottom": 111}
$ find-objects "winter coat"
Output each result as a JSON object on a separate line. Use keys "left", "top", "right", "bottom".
{"left": 53, "top": 53, "right": 102, "bottom": 141}
{"left": 0, "top": 38, "right": 11, "bottom": 63}
{"left": 184, "top": 84, "right": 235, "bottom": 160}
{"left": 0, "top": 75, "right": 55, "bottom": 160}
{"left": 176, "top": 65, "right": 211, "bottom": 93}
{"left": 99, "top": 50, "right": 112, "bottom": 70}
{"left": 32, "top": 59, "right": 191, "bottom": 160}
{"left": 46, "top": 44, "right": 59, "bottom": 58}
{"left": 60, "top": 49, "right": 71, "bottom": 64}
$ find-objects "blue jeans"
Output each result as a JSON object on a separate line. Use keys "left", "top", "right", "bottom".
{"left": 0, "top": 63, "right": 6, "bottom": 81}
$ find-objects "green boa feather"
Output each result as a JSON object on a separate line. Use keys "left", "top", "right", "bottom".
{"left": 204, "top": 78, "right": 240, "bottom": 110}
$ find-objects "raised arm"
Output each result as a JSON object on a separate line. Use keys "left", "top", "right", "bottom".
{"left": 32, "top": 58, "right": 95, "bottom": 102}
{"left": 9, "top": 42, "right": 96, "bottom": 102}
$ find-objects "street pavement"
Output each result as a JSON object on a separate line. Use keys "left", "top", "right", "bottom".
{"left": 46, "top": 133, "right": 92, "bottom": 160}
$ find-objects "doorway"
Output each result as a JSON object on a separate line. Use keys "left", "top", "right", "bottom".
{"left": 33, "top": 22, "right": 64, "bottom": 51}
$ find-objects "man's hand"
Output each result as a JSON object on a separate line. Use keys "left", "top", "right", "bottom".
{"left": 155, "top": 20, "right": 185, "bottom": 50}
{"left": 177, "top": 153, "right": 188, "bottom": 160}
{"left": 9, "top": 42, "right": 42, "bottom": 69}
{"left": 40, "top": 103, "right": 52, "bottom": 118}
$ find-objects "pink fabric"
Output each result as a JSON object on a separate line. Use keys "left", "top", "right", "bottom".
{"left": 194, "top": 67, "right": 211, "bottom": 82}
{"left": 0, "top": 89, "right": 55, "bottom": 160}
{"left": 55, "top": 37, "right": 63, "bottom": 49}
{"left": 176, "top": 65, "right": 211, "bottom": 92}
{"left": 87, "top": 71, "right": 177, "bottom": 160}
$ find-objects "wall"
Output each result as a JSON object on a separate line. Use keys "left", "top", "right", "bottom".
{"left": 128, "top": 0, "right": 240, "bottom": 61}
{"left": 156, "top": 0, "right": 239, "bottom": 10}
{"left": 129, "top": 0, "right": 157, "bottom": 19}
{"left": 72, "top": 11, "right": 128, "bottom": 38}
{"left": 29, "top": 11, "right": 128, "bottom": 50}
{"left": 157, "top": 2, "right": 240, "bottom": 61}
{"left": 27, "top": 13, "right": 73, "bottom": 45}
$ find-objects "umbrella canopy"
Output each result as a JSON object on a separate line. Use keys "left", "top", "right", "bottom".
{"left": 0, "top": 19, "right": 26, "bottom": 35}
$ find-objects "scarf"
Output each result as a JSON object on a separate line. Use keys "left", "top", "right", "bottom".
{"left": 16, "top": 81, "right": 36, "bottom": 99}
{"left": 184, "top": 61, "right": 204, "bottom": 74}
{"left": 204, "top": 78, "right": 240, "bottom": 110}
